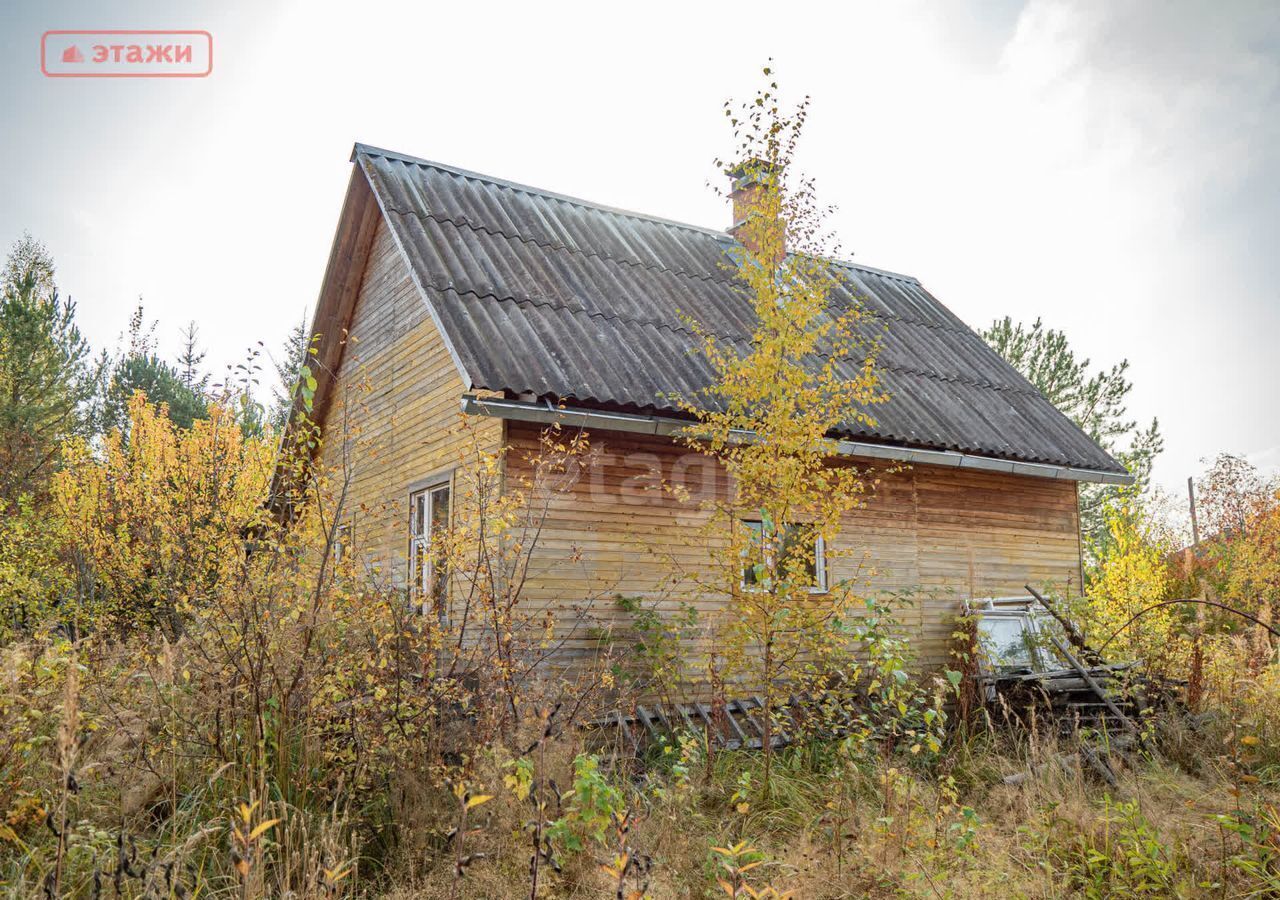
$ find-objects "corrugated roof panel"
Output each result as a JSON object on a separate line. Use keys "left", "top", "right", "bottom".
{"left": 355, "top": 145, "right": 1126, "bottom": 475}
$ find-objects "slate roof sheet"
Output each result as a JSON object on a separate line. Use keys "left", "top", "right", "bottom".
{"left": 354, "top": 144, "right": 1127, "bottom": 475}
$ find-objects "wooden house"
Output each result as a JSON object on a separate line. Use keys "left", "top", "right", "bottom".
{"left": 300, "top": 144, "right": 1131, "bottom": 672}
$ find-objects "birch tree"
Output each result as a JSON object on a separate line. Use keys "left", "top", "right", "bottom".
{"left": 674, "top": 67, "right": 888, "bottom": 787}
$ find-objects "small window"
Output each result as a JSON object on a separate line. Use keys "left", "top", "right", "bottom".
{"left": 409, "top": 482, "right": 451, "bottom": 612}
{"left": 741, "top": 520, "right": 827, "bottom": 593}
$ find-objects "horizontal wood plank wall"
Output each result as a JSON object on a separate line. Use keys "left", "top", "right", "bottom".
{"left": 504, "top": 421, "right": 1081, "bottom": 674}
{"left": 315, "top": 222, "right": 1081, "bottom": 676}
{"left": 318, "top": 218, "right": 500, "bottom": 588}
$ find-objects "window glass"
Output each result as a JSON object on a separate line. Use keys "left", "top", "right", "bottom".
{"left": 741, "top": 520, "right": 825, "bottom": 590}
{"left": 977, "top": 616, "right": 1038, "bottom": 673}
{"left": 1028, "top": 611, "right": 1076, "bottom": 668}
{"left": 409, "top": 482, "right": 450, "bottom": 610}
{"left": 429, "top": 485, "right": 450, "bottom": 606}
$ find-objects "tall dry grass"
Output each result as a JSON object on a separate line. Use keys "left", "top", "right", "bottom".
{"left": 3, "top": 398, "right": 1278, "bottom": 897}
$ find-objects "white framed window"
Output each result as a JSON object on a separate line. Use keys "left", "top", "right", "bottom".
{"left": 409, "top": 481, "right": 451, "bottom": 612}
{"left": 740, "top": 520, "right": 827, "bottom": 593}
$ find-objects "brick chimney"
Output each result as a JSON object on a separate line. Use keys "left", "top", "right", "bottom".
{"left": 727, "top": 158, "right": 785, "bottom": 264}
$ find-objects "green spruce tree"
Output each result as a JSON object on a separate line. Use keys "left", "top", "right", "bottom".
{"left": 103, "top": 302, "right": 207, "bottom": 432}
{"left": 270, "top": 311, "right": 311, "bottom": 430}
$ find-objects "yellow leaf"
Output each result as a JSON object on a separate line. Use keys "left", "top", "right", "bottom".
{"left": 248, "top": 818, "right": 280, "bottom": 841}
{"left": 738, "top": 860, "right": 763, "bottom": 873}
{"left": 718, "top": 879, "right": 736, "bottom": 897}
{"left": 465, "top": 794, "right": 493, "bottom": 810}
{"left": 736, "top": 802, "right": 750, "bottom": 815}
{"left": 323, "top": 866, "right": 353, "bottom": 883}
{"left": 1242, "top": 735, "right": 1261, "bottom": 747}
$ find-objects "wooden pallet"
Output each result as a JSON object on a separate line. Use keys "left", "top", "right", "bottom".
{"left": 591, "top": 692, "right": 860, "bottom": 752}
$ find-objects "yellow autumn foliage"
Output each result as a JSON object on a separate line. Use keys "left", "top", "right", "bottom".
{"left": 50, "top": 392, "right": 276, "bottom": 632}
{"left": 1216, "top": 489, "right": 1280, "bottom": 615}
{"left": 1086, "top": 494, "right": 1177, "bottom": 670}
{"left": 0, "top": 494, "right": 72, "bottom": 639}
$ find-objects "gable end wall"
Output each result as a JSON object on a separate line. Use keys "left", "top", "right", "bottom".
{"left": 318, "top": 217, "right": 501, "bottom": 584}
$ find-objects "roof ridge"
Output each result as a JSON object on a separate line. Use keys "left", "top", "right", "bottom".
{"left": 354, "top": 143, "right": 922, "bottom": 286}
{"left": 831, "top": 258, "right": 922, "bottom": 285}
{"left": 355, "top": 143, "right": 732, "bottom": 240}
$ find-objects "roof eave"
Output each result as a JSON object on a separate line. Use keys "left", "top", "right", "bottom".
{"left": 459, "top": 394, "right": 1134, "bottom": 486}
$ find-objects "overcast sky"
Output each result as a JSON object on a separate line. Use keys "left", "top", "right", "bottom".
{"left": 2, "top": 0, "right": 1276, "bottom": 500}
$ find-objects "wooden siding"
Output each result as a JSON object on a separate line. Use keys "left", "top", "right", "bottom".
{"left": 316, "top": 215, "right": 1082, "bottom": 676}
{"left": 503, "top": 421, "right": 1082, "bottom": 672}
{"left": 318, "top": 218, "right": 501, "bottom": 586}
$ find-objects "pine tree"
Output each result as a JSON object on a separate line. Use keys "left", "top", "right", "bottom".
{"left": 981, "top": 316, "right": 1162, "bottom": 556}
{"left": 0, "top": 234, "right": 100, "bottom": 503}
{"left": 2, "top": 231, "right": 56, "bottom": 303}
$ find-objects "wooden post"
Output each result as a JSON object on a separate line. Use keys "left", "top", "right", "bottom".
{"left": 1026, "top": 584, "right": 1103, "bottom": 665}
{"left": 1188, "top": 476, "right": 1201, "bottom": 547}
{"left": 1187, "top": 477, "right": 1205, "bottom": 708}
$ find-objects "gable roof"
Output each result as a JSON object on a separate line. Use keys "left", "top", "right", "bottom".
{"left": 311, "top": 143, "right": 1129, "bottom": 481}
